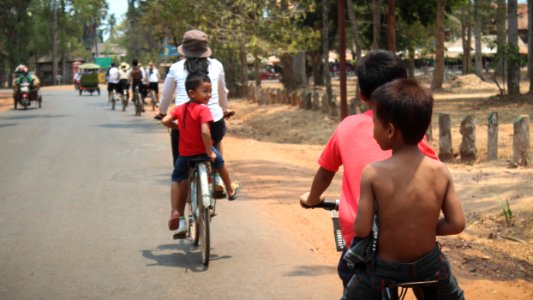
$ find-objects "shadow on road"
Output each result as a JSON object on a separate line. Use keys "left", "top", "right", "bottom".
{"left": 2, "top": 113, "right": 70, "bottom": 120}
{"left": 141, "top": 242, "right": 231, "bottom": 272}
{"left": 0, "top": 123, "right": 17, "bottom": 128}
{"left": 284, "top": 265, "right": 337, "bottom": 277}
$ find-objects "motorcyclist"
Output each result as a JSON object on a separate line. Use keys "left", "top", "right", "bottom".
{"left": 12, "top": 65, "right": 36, "bottom": 102}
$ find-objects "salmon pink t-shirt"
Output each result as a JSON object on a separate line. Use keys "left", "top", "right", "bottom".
{"left": 318, "top": 110, "right": 438, "bottom": 247}
{"left": 169, "top": 101, "right": 213, "bottom": 156}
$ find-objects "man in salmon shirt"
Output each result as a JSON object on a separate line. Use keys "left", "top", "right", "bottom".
{"left": 300, "top": 50, "right": 439, "bottom": 289}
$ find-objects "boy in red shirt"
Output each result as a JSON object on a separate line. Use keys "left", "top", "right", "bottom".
{"left": 300, "top": 50, "right": 438, "bottom": 288}
{"left": 161, "top": 72, "right": 239, "bottom": 235}
{"left": 343, "top": 78, "right": 464, "bottom": 299}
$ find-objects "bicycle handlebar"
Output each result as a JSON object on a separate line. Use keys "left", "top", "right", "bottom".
{"left": 305, "top": 199, "right": 339, "bottom": 211}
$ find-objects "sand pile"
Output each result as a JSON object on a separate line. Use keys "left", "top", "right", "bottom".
{"left": 445, "top": 74, "right": 499, "bottom": 92}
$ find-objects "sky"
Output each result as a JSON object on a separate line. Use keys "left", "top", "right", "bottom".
{"left": 108, "top": 0, "right": 128, "bottom": 22}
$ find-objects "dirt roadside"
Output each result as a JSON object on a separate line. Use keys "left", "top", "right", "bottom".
{"left": 2, "top": 83, "right": 531, "bottom": 299}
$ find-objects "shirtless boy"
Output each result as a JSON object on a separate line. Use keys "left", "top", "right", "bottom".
{"left": 343, "top": 78, "right": 465, "bottom": 299}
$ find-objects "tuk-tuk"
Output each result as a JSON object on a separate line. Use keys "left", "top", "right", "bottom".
{"left": 78, "top": 63, "right": 101, "bottom": 96}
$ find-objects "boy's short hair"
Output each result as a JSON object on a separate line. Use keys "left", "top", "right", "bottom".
{"left": 372, "top": 78, "right": 433, "bottom": 145}
{"left": 356, "top": 50, "right": 407, "bottom": 100}
{"left": 132, "top": 59, "right": 138, "bottom": 66}
{"left": 185, "top": 72, "right": 211, "bottom": 93}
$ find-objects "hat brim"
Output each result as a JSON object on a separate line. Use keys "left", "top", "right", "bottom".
{"left": 177, "top": 45, "right": 212, "bottom": 58}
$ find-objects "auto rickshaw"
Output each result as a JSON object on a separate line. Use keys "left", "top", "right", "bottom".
{"left": 78, "top": 63, "right": 101, "bottom": 96}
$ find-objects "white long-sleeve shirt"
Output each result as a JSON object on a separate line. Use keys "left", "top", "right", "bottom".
{"left": 159, "top": 57, "right": 228, "bottom": 122}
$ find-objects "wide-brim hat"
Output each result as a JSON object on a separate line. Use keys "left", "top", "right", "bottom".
{"left": 177, "top": 29, "right": 212, "bottom": 58}
{"left": 120, "top": 62, "right": 129, "bottom": 70}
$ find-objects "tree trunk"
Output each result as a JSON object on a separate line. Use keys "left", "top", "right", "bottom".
{"left": 322, "top": 0, "right": 335, "bottom": 116}
{"left": 280, "top": 54, "right": 296, "bottom": 92}
{"left": 387, "top": 0, "right": 396, "bottom": 52}
{"left": 128, "top": 0, "right": 138, "bottom": 59}
{"left": 238, "top": 39, "right": 248, "bottom": 97}
{"left": 527, "top": 0, "right": 533, "bottom": 94}
{"left": 495, "top": 0, "right": 506, "bottom": 78}
{"left": 431, "top": 0, "right": 447, "bottom": 89}
{"left": 461, "top": 4, "right": 471, "bottom": 75}
{"left": 507, "top": 0, "right": 520, "bottom": 95}
{"left": 474, "top": 0, "right": 484, "bottom": 80}
{"left": 254, "top": 50, "right": 261, "bottom": 87}
{"left": 293, "top": 52, "right": 307, "bottom": 88}
{"left": 52, "top": 0, "right": 58, "bottom": 85}
{"left": 372, "top": 0, "right": 382, "bottom": 50}
{"left": 346, "top": 0, "right": 362, "bottom": 60}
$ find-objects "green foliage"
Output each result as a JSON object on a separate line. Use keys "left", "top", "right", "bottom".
{"left": 498, "top": 198, "right": 513, "bottom": 226}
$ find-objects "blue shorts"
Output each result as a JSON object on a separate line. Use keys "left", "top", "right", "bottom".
{"left": 171, "top": 146, "right": 224, "bottom": 182}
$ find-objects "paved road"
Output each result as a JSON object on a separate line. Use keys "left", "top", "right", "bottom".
{"left": 0, "top": 89, "right": 340, "bottom": 299}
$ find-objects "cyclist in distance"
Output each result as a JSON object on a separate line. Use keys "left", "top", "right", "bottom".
{"left": 300, "top": 50, "right": 438, "bottom": 290}
{"left": 118, "top": 62, "right": 131, "bottom": 110}
{"left": 147, "top": 62, "right": 160, "bottom": 106}
{"left": 160, "top": 72, "right": 239, "bottom": 236}
{"left": 106, "top": 63, "right": 119, "bottom": 104}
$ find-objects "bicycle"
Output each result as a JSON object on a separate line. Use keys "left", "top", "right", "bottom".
{"left": 148, "top": 86, "right": 157, "bottom": 111}
{"left": 110, "top": 90, "right": 120, "bottom": 111}
{"left": 307, "top": 200, "right": 438, "bottom": 300}
{"left": 133, "top": 85, "right": 143, "bottom": 116}
{"left": 176, "top": 157, "right": 225, "bottom": 266}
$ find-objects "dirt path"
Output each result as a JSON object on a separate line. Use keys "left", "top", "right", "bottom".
{"left": 2, "top": 85, "right": 531, "bottom": 299}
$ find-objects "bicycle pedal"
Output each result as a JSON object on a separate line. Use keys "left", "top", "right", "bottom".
{"left": 172, "top": 232, "right": 187, "bottom": 240}
{"left": 214, "top": 191, "right": 227, "bottom": 199}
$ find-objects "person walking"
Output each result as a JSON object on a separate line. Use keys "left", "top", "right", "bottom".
{"left": 157, "top": 29, "right": 230, "bottom": 166}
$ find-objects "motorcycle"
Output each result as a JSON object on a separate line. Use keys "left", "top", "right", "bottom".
{"left": 14, "top": 81, "right": 41, "bottom": 110}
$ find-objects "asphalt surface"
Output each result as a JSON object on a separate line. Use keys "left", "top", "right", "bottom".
{"left": 0, "top": 89, "right": 340, "bottom": 299}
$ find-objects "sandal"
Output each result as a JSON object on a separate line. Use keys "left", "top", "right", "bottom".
{"left": 228, "top": 182, "right": 240, "bottom": 201}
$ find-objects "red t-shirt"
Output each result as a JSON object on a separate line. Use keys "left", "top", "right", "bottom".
{"left": 169, "top": 101, "right": 213, "bottom": 156}
{"left": 319, "top": 110, "right": 438, "bottom": 247}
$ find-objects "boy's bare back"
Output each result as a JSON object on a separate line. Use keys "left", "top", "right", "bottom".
{"left": 355, "top": 147, "right": 465, "bottom": 263}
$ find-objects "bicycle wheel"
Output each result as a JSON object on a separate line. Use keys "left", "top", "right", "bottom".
{"left": 198, "top": 206, "right": 210, "bottom": 266}
{"left": 197, "top": 163, "right": 211, "bottom": 266}
{"left": 111, "top": 93, "right": 116, "bottom": 110}
{"left": 190, "top": 171, "right": 200, "bottom": 246}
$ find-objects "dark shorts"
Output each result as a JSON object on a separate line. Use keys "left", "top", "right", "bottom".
{"left": 148, "top": 82, "right": 159, "bottom": 94}
{"left": 343, "top": 245, "right": 464, "bottom": 300}
{"left": 107, "top": 82, "right": 118, "bottom": 92}
{"left": 118, "top": 79, "right": 129, "bottom": 94}
{"left": 171, "top": 147, "right": 224, "bottom": 182}
{"left": 210, "top": 118, "right": 226, "bottom": 146}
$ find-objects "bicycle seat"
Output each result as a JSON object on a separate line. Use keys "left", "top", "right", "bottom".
{"left": 187, "top": 156, "right": 209, "bottom": 167}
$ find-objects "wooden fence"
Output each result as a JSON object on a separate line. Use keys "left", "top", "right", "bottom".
{"left": 246, "top": 84, "right": 532, "bottom": 166}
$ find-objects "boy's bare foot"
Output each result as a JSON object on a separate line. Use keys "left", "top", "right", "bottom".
{"left": 168, "top": 212, "right": 180, "bottom": 230}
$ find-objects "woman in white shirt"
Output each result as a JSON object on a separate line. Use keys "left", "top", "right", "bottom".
{"left": 157, "top": 29, "right": 229, "bottom": 165}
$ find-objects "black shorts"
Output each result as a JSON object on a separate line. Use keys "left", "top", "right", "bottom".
{"left": 118, "top": 79, "right": 129, "bottom": 94}
{"left": 210, "top": 118, "right": 227, "bottom": 146}
{"left": 107, "top": 82, "right": 118, "bottom": 92}
{"left": 148, "top": 82, "right": 159, "bottom": 94}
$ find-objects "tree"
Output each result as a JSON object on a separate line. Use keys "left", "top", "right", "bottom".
{"left": 387, "top": 0, "right": 396, "bottom": 52}
{"left": 495, "top": 0, "right": 506, "bottom": 78}
{"left": 371, "top": 0, "right": 382, "bottom": 49}
{"left": 507, "top": 0, "right": 520, "bottom": 95}
{"left": 527, "top": 0, "right": 533, "bottom": 94}
{"left": 473, "top": 0, "right": 484, "bottom": 80}
{"left": 460, "top": 0, "right": 472, "bottom": 75}
{"left": 431, "top": 0, "right": 447, "bottom": 89}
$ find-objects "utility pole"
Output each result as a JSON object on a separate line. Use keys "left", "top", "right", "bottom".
{"left": 337, "top": 0, "right": 347, "bottom": 119}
